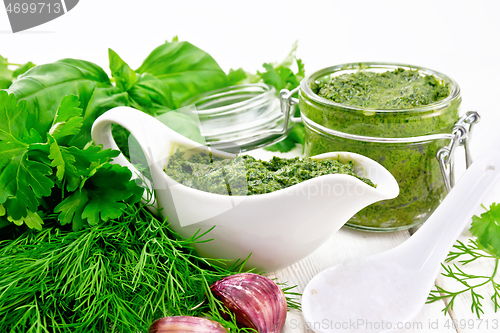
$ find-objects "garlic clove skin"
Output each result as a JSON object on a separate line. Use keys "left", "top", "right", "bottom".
{"left": 210, "top": 273, "right": 287, "bottom": 333}
{"left": 148, "top": 316, "right": 228, "bottom": 333}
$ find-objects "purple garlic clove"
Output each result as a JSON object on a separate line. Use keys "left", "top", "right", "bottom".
{"left": 210, "top": 273, "right": 287, "bottom": 333}
{"left": 148, "top": 316, "right": 228, "bottom": 333}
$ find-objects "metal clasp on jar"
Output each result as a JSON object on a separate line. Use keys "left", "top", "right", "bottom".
{"left": 278, "top": 86, "right": 302, "bottom": 126}
{"left": 437, "top": 111, "right": 481, "bottom": 192}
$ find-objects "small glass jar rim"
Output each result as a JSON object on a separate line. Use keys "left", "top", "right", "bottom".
{"left": 300, "top": 62, "right": 461, "bottom": 113}
{"left": 182, "top": 83, "right": 276, "bottom": 116}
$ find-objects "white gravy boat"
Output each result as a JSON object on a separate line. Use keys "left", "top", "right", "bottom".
{"left": 91, "top": 107, "right": 399, "bottom": 271}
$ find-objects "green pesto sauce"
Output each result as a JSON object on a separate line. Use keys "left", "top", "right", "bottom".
{"left": 301, "top": 67, "right": 460, "bottom": 230}
{"left": 311, "top": 68, "right": 450, "bottom": 110}
{"left": 165, "top": 150, "right": 375, "bottom": 196}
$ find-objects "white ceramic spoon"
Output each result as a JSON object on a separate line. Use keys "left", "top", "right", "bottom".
{"left": 302, "top": 151, "right": 500, "bottom": 333}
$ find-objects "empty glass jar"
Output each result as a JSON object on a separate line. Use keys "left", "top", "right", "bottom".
{"left": 182, "top": 83, "right": 293, "bottom": 152}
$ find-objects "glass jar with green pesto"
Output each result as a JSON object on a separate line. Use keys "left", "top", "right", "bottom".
{"left": 298, "top": 62, "right": 463, "bottom": 231}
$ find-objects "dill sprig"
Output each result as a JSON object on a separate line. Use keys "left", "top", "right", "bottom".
{"left": 0, "top": 203, "right": 293, "bottom": 332}
{"left": 274, "top": 281, "right": 301, "bottom": 311}
{"left": 427, "top": 238, "right": 500, "bottom": 318}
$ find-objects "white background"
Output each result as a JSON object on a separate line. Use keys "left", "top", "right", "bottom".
{"left": 1, "top": 0, "right": 499, "bottom": 168}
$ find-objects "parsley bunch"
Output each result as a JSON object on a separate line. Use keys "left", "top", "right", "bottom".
{"left": 0, "top": 91, "right": 143, "bottom": 231}
{"left": 427, "top": 203, "right": 500, "bottom": 317}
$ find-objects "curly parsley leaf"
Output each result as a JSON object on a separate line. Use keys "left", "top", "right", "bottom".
{"left": 48, "top": 138, "right": 120, "bottom": 193}
{"left": 227, "top": 42, "right": 304, "bottom": 93}
{"left": 54, "top": 190, "right": 88, "bottom": 229}
{"left": 225, "top": 44, "right": 306, "bottom": 153}
{"left": 265, "top": 123, "right": 305, "bottom": 153}
{"left": 48, "top": 136, "right": 77, "bottom": 185}
{"left": 0, "top": 55, "right": 35, "bottom": 89}
{"left": 55, "top": 163, "right": 143, "bottom": 229}
{"left": 0, "top": 153, "right": 53, "bottom": 220}
{"left": 12, "top": 61, "right": 35, "bottom": 78}
{"left": 68, "top": 144, "right": 119, "bottom": 181}
{"left": 260, "top": 44, "right": 305, "bottom": 152}
{"left": 470, "top": 203, "right": 500, "bottom": 258}
{"left": 7, "top": 209, "right": 44, "bottom": 230}
{"left": 0, "top": 94, "right": 82, "bottom": 221}
{"left": 258, "top": 41, "right": 304, "bottom": 92}
{"left": 81, "top": 163, "right": 143, "bottom": 225}
{"left": 48, "top": 94, "right": 84, "bottom": 144}
{"left": 0, "top": 92, "right": 53, "bottom": 221}
{"left": 227, "top": 68, "right": 249, "bottom": 86}
{"left": 259, "top": 63, "right": 300, "bottom": 92}
{"left": 296, "top": 58, "right": 305, "bottom": 79}
{"left": 0, "top": 55, "right": 13, "bottom": 89}
{"left": 0, "top": 91, "right": 30, "bottom": 143}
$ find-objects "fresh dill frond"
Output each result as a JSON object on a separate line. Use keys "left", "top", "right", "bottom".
{"left": 427, "top": 203, "right": 500, "bottom": 318}
{"left": 427, "top": 239, "right": 500, "bottom": 318}
{"left": 0, "top": 203, "right": 297, "bottom": 332}
{"left": 274, "top": 281, "right": 302, "bottom": 311}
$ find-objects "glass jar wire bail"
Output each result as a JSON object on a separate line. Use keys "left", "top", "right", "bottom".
{"left": 437, "top": 111, "right": 480, "bottom": 192}
{"left": 279, "top": 86, "right": 302, "bottom": 125}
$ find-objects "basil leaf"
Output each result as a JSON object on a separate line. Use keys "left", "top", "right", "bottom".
{"left": 108, "top": 49, "right": 174, "bottom": 115}
{"left": 57, "top": 58, "right": 111, "bottom": 83}
{"left": 136, "top": 40, "right": 228, "bottom": 107}
{"left": 7, "top": 59, "right": 113, "bottom": 139}
{"left": 128, "top": 73, "right": 175, "bottom": 113}
{"left": 109, "top": 48, "right": 137, "bottom": 92}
